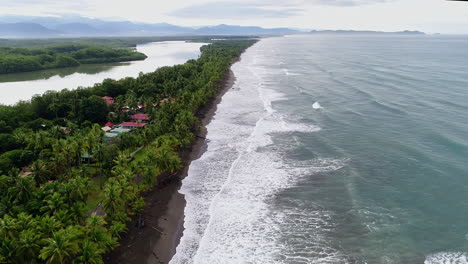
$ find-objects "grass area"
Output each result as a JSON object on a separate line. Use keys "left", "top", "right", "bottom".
{"left": 131, "top": 145, "right": 148, "bottom": 160}
{"left": 85, "top": 176, "right": 104, "bottom": 212}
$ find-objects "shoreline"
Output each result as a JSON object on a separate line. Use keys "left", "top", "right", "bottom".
{"left": 104, "top": 66, "right": 237, "bottom": 264}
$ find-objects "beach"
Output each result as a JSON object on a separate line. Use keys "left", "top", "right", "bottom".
{"left": 104, "top": 68, "right": 237, "bottom": 264}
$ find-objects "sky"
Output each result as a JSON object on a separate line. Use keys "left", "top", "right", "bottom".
{"left": 0, "top": 0, "right": 468, "bottom": 34}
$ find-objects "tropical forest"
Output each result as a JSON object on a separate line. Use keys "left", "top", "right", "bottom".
{"left": 0, "top": 44, "right": 147, "bottom": 74}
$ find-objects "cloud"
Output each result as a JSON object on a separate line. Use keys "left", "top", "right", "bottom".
{"left": 169, "top": 2, "right": 303, "bottom": 19}
{"left": 311, "top": 0, "right": 394, "bottom": 6}
{"left": 0, "top": 0, "right": 88, "bottom": 13}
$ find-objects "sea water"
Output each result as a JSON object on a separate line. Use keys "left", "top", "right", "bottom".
{"left": 171, "top": 35, "right": 468, "bottom": 263}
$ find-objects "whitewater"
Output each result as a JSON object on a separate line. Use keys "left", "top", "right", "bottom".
{"left": 171, "top": 39, "right": 347, "bottom": 264}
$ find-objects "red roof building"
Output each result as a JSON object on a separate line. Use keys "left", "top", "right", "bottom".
{"left": 159, "top": 98, "right": 177, "bottom": 104}
{"left": 102, "top": 96, "right": 115, "bottom": 105}
{"left": 104, "top": 122, "right": 115, "bottom": 127}
{"left": 119, "top": 122, "right": 147, "bottom": 128}
{"left": 131, "top": 114, "right": 150, "bottom": 121}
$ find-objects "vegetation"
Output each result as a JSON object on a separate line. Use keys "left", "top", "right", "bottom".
{"left": 0, "top": 36, "right": 255, "bottom": 49}
{"left": 0, "top": 44, "right": 147, "bottom": 74}
{"left": 0, "top": 39, "right": 256, "bottom": 263}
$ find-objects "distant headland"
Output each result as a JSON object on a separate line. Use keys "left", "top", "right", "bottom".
{"left": 309, "top": 30, "right": 425, "bottom": 35}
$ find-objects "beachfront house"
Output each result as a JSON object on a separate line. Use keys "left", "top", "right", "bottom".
{"left": 101, "top": 122, "right": 115, "bottom": 132}
{"left": 131, "top": 113, "right": 150, "bottom": 122}
{"left": 119, "top": 122, "right": 147, "bottom": 129}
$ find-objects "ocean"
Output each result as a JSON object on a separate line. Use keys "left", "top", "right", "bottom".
{"left": 171, "top": 35, "right": 468, "bottom": 263}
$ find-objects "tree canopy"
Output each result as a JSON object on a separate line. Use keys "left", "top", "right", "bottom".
{"left": 0, "top": 44, "right": 147, "bottom": 74}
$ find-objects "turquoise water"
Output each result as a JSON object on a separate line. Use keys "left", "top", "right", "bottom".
{"left": 172, "top": 35, "right": 468, "bottom": 263}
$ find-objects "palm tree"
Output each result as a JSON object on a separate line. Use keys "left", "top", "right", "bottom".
{"left": 37, "top": 216, "right": 62, "bottom": 236}
{"left": 16, "top": 229, "right": 41, "bottom": 262}
{"left": 74, "top": 136, "right": 84, "bottom": 167}
{"left": 30, "top": 160, "right": 51, "bottom": 186}
{"left": 142, "top": 165, "right": 158, "bottom": 187}
{"left": 40, "top": 193, "right": 64, "bottom": 216}
{"left": 112, "top": 151, "right": 130, "bottom": 176}
{"left": 29, "top": 131, "right": 49, "bottom": 157}
{"left": 0, "top": 215, "right": 18, "bottom": 240}
{"left": 61, "top": 139, "right": 78, "bottom": 171}
{"left": 0, "top": 175, "right": 14, "bottom": 193}
{"left": 83, "top": 136, "right": 95, "bottom": 166}
{"left": 51, "top": 141, "right": 67, "bottom": 175}
{"left": 12, "top": 129, "right": 31, "bottom": 147}
{"left": 85, "top": 215, "right": 106, "bottom": 232}
{"left": 155, "top": 145, "right": 181, "bottom": 173}
{"left": 53, "top": 210, "right": 72, "bottom": 226}
{"left": 108, "top": 221, "right": 127, "bottom": 239}
{"left": 74, "top": 240, "right": 104, "bottom": 264}
{"left": 125, "top": 91, "right": 138, "bottom": 110}
{"left": 39, "top": 227, "right": 81, "bottom": 264}
{"left": 0, "top": 238, "right": 16, "bottom": 263}
{"left": 9, "top": 176, "right": 35, "bottom": 205}
{"left": 93, "top": 143, "right": 105, "bottom": 180}
{"left": 102, "top": 179, "right": 124, "bottom": 220}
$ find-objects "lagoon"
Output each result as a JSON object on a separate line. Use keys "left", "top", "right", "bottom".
{"left": 0, "top": 41, "right": 205, "bottom": 105}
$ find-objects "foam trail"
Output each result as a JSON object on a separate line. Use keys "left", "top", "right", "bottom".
{"left": 313, "top": 102, "right": 323, "bottom": 109}
{"left": 283, "top": 68, "right": 302, "bottom": 76}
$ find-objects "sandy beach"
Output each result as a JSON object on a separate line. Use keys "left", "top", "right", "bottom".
{"left": 104, "top": 68, "right": 237, "bottom": 264}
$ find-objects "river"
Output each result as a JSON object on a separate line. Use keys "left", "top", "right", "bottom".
{"left": 0, "top": 41, "right": 206, "bottom": 105}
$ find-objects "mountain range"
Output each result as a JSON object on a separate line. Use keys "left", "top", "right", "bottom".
{"left": 0, "top": 15, "right": 299, "bottom": 38}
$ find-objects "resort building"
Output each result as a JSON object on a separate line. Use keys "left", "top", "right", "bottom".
{"left": 131, "top": 113, "right": 150, "bottom": 122}
{"left": 119, "top": 122, "right": 147, "bottom": 129}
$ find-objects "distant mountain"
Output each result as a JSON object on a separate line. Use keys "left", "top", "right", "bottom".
{"left": 196, "top": 24, "right": 297, "bottom": 35}
{"left": 0, "top": 23, "right": 61, "bottom": 37}
{"left": 309, "top": 30, "right": 425, "bottom": 35}
{"left": 52, "top": 23, "right": 101, "bottom": 35}
{"left": 0, "top": 15, "right": 299, "bottom": 38}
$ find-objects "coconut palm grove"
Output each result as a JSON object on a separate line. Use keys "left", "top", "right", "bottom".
{"left": 0, "top": 39, "right": 256, "bottom": 263}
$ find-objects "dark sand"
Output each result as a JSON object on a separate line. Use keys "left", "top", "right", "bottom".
{"left": 104, "top": 69, "right": 237, "bottom": 264}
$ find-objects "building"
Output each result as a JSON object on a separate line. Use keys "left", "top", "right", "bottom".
{"left": 101, "top": 96, "right": 115, "bottom": 105}
{"left": 131, "top": 114, "right": 150, "bottom": 122}
{"left": 119, "top": 122, "right": 147, "bottom": 129}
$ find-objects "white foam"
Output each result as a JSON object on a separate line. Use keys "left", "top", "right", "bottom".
{"left": 171, "top": 38, "right": 346, "bottom": 264}
{"left": 283, "top": 68, "right": 303, "bottom": 76}
{"left": 313, "top": 102, "right": 323, "bottom": 109}
{"left": 425, "top": 252, "right": 468, "bottom": 264}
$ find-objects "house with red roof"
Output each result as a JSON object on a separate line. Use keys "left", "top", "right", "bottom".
{"left": 159, "top": 98, "right": 177, "bottom": 104}
{"left": 131, "top": 114, "right": 150, "bottom": 122}
{"left": 101, "top": 96, "right": 115, "bottom": 105}
{"left": 119, "top": 122, "right": 147, "bottom": 129}
{"left": 104, "top": 122, "right": 115, "bottom": 127}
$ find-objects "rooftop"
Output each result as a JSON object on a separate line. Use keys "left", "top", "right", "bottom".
{"left": 119, "top": 122, "right": 147, "bottom": 128}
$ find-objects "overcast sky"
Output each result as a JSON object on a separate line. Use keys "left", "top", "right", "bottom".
{"left": 1, "top": 0, "right": 468, "bottom": 34}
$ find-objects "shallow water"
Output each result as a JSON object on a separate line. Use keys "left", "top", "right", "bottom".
{"left": 172, "top": 35, "right": 468, "bottom": 264}
{"left": 0, "top": 41, "right": 205, "bottom": 105}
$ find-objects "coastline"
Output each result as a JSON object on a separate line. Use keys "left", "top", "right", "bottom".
{"left": 104, "top": 67, "right": 237, "bottom": 264}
